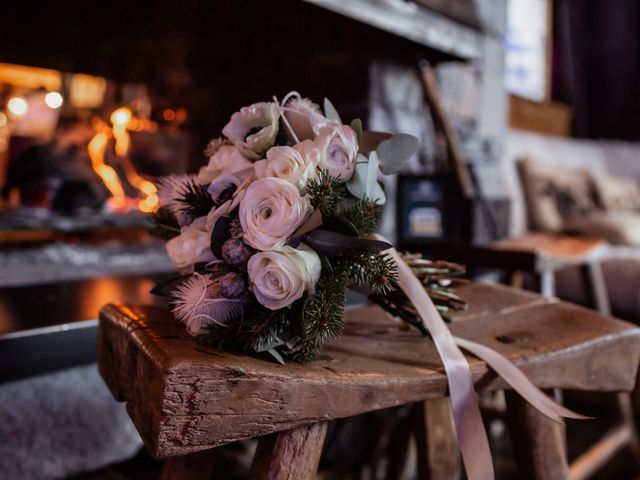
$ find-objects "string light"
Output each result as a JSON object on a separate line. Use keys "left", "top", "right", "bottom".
{"left": 7, "top": 97, "right": 28, "bottom": 116}
{"left": 44, "top": 91, "right": 63, "bottom": 109}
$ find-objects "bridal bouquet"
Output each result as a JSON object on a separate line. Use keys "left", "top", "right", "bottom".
{"left": 151, "top": 92, "right": 463, "bottom": 362}
{"left": 151, "top": 92, "right": 582, "bottom": 480}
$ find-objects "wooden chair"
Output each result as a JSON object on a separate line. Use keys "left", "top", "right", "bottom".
{"left": 98, "top": 283, "right": 640, "bottom": 480}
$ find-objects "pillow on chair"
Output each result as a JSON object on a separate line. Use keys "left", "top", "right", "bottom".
{"left": 592, "top": 174, "right": 640, "bottom": 212}
{"left": 517, "top": 157, "right": 597, "bottom": 232}
{"left": 565, "top": 211, "right": 640, "bottom": 246}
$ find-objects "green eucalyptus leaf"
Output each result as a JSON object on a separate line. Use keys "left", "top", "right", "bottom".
{"left": 377, "top": 133, "right": 419, "bottom": 175}
{"left": 350, "top": 118, "right": 363, "bottom": 139}
{"left": 365, "top": 152, "right": 386, "bottom": 204}
{"left": 366, "top": 151, "right": 380, "bottom": 198}
{"left": 345, "top": 153, "right": 386, "bottom": 204}
{"left": 345, "top": 154, "right": 369, "bottom": 199}
{"left": 323, "top": 98, "right": 342, "bottom": 122}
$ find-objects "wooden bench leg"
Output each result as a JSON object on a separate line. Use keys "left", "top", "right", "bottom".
{"left": 505, "top": 390, "right": 568, "bottom": 480}
{"left": 160, "top": 448, "right": 217, "bottom": 480}
{"left": 249, "top": 422, "right": 328, "bottom": 480}
{"left": 412, "top": 398, "right": 461, "bottom": 480}
{"left": 616, "top": 393, "right": 640, "bottom": 468}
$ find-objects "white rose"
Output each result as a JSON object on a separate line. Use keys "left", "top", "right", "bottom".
{"left": 166, "top": 216, "right": 214, "bottom": 271}
{"left": 283, "top": 97, "right": 333, "bottom": 141}
{"left": 314, "top": 124, "right": 358, "bottom": 181}
{"left": 248, "top": 244, "right": 321, "bottom": 310}
{"left": 254, "top": 142, "right": 319, "bottom": 192}
{"left": 222, "top": 102, "right": 280, "bottom": 159}
{"left": 239, "top": 177, "right": 312, "bottom": 251}
{"left": 197, "top": 145, "right": 252, "bottom": 185}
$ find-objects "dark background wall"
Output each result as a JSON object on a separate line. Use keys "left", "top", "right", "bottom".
{"left": 0, "top": 0, "right": 451, "bottom": 167}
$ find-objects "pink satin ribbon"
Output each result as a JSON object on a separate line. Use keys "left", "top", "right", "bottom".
{"left": 375, "top": 237, "right": 585, "bottom": 480}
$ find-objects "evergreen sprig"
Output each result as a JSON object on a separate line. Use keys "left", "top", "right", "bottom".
{"left": 292, "top": 256, "right": 349, "bottom": 362}
{"left": 346, "top": 248, "right": 398, "bottom": 295}
{"left": 175, "top": 179, "right": 216, "bottom": 218}
{"left": 307, "top": 170, "right": 347, "bottom": 217}
{"left": 341, "top": 199, "right": 383, "bottom": 236}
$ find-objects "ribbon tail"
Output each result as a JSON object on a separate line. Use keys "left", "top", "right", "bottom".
{"left": 453, "top": 336, "right": 590, "bottom": 422}
{"left": 379, "top": 240, "right": 494, "bottom": 480}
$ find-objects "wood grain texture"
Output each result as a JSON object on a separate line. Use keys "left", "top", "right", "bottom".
{"left": 98, "top": 283, "right": 640, "bottom": 458}
{"left": 412, "top": 398, "right": 460, "bottom": 480}
{"left": 159, "top": 448, "right": 217, "bottom": 480}
{"left": 505, "top": 390, "right": 568, "bottom": 480}
{"left": 249, "top": 422, "right": 327, "bottom": 480}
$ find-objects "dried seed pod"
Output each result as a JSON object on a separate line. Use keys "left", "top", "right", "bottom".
{"left": 221, "top": 237, "right": 254, "bottom": 269}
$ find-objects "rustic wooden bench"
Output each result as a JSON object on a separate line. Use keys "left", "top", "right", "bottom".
{"left": 98, "top": 283, "right": 640, "bottom": 479}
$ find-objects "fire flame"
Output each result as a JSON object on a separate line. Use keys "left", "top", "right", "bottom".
{"left": 87, "top": 126, "right": 128, "bottom": 210}
{"left": 87, "top": 107, "right": 159, "bottom": 213}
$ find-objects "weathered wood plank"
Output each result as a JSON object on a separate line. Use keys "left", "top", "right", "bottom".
{"left": 98, "top": 283, "right": 640, "bottom": 458}
{"left": 505, "top": 390, "right": 568, "bottom": 480}
{"left": 249, "top": 422, "right": 327, "bottom": 480}
{"left": 412, "top": 398, "right": 460, "bottom": 480}
{"left": 159, "top": 448, "right": 217, "bottom": 480}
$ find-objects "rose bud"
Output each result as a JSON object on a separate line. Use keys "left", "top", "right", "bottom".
{"left": 219, "top": 272, "right": 246, "bottom": 299}
{"left": 221, "top": 237, "right": 254, "bottom": 269}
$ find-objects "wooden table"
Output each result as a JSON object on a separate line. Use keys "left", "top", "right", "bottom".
{"left": 98, "top": 283, "right": 640, "bottom": 479}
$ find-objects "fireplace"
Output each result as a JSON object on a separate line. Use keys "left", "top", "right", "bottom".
{"left": 0, "top": 0, "right": 510, "bottom": 283}
{"left": 0, "top": 63, "right": 192, "bottom": 286}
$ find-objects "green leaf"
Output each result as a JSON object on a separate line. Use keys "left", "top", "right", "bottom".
{"left": 376, "top": 134, "right": 419, "bottom": 175}
{"left": 345, "top": 153, "right": 386, "bottom": 204}
{"left": 350, "top": 118, "right": 363, "bottom": 139}
{"left": 366, "top": 151, "right": 380, "bottom": 198}
{"left": 323, "top": 98, "right": 341, "bottom": 122}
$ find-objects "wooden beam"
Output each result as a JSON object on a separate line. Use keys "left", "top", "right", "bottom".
{"left": 505, "top": 390, "right": 568, "bottom": 480}
{"left": 412, "top": 398, "right": 461, "bottom": 480}
{"left": 419, "top": 62, "right": 476, "bottom": 199}
{"left": 250, "top": 422, "right": 328, "bottom": 480}
{"left": 568, "top": 425, "right": 631, "bottom": 480}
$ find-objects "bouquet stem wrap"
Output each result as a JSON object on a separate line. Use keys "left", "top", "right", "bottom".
{"left": 376, "top": 236, "right": 586, "bottom": 480}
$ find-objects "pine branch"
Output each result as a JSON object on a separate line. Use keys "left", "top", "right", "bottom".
{"left": 292, "top": 256, "right": 349, "bottom": 362}
{"left": 345, "top": 249, "right": 398, "bottom": 295}
{"left": 307, "top": 170, "right": 347, "bottom": 217}
{"left": 340, "top": 199, "right": 383, "bottom": 236}
{"left": 369, "top": 254, "right": 468, "bottom": 333}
